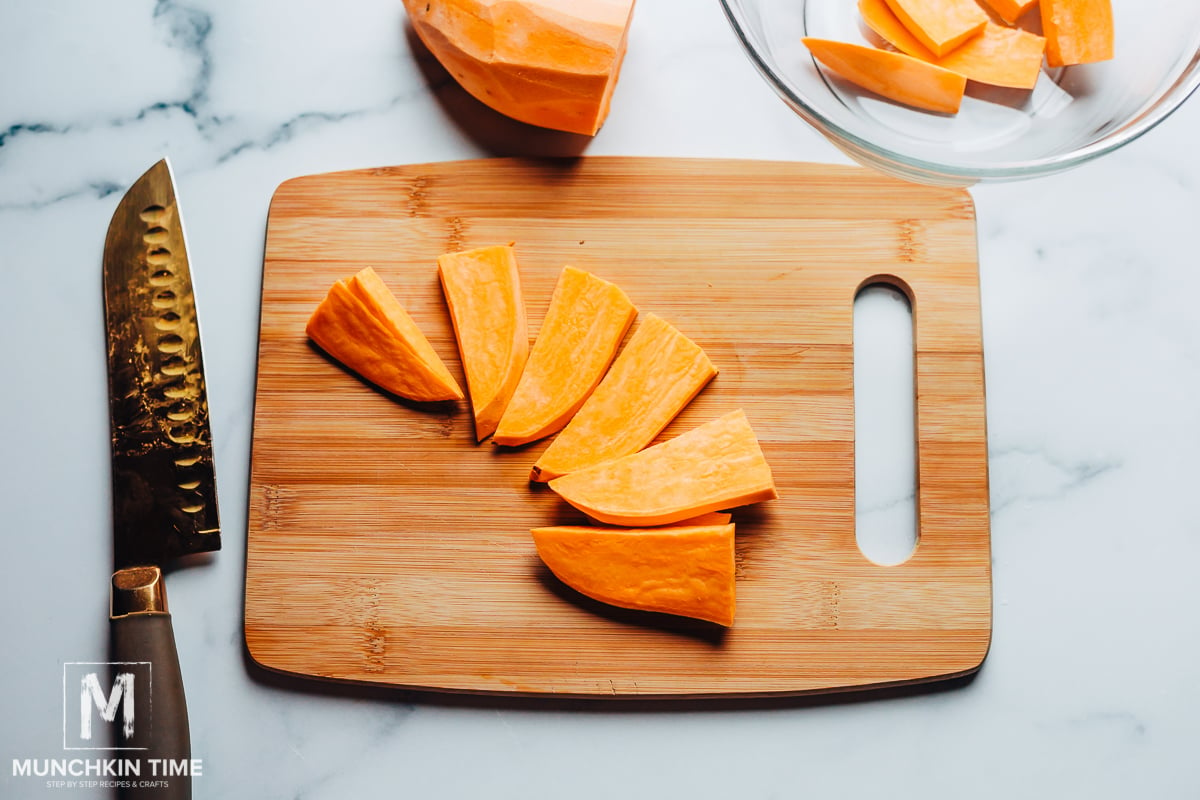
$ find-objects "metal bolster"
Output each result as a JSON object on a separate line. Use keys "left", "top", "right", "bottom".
{"left": 110, "top": 565, "right": 169, "bottom": 618}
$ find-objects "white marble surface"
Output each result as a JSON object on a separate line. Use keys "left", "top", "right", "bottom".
{"left": 3, "top": 1, "right": 1199, "bottom": 797}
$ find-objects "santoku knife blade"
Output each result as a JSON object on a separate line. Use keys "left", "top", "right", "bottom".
{"left": 103, "top": 158, "right": 219, "bottom": 800}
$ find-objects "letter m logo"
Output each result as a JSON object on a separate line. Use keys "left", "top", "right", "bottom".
{"left": 63, "top": 662, "right": 151, "bottom": 750}
{"left": 81, "top": 671, "right": 135, "bottom": 740}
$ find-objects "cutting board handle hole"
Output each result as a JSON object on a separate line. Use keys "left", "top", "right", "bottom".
{"left": 853, "top": 282, "right": 917, "bottom": 566}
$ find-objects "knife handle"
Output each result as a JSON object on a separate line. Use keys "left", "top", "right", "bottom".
{"left": 110, "top": 567, "right": 192, "bottom": 800}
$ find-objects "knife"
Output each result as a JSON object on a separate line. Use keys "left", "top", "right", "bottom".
{"left": 103, "top": 158, "right": 220, "bottom": 799}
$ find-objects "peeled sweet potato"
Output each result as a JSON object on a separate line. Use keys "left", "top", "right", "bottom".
{"left": 530, "top": 313, "right": 717, "bottom": 482}
{"left": 880, "top": 0, "right": 988, "bottom": 57}
{"left": 674, "top": 511, "right": 733, "bottom": 526}
{"left": 1040, "top": 0, "right": 1114, "bottom": 67}
{"left": 860, "top": 0, "right": 1046, "bottom": 90}
{"left": 978, "top": 0, "right": 1038, "bottom": 24}
{"left": 438, "top": 244, "right": 529, "bottom": 441}
{"left": 586, "top": 511, "right": 733, "bottom": 527}
{"left": 402, "top": 0, "right": 637, "bottom": 135}
{"left": 306, "top": 268, "right": 464, "bottom": 402}
{"left": 802, "top": 38, "right": 967, "bottom": 114}
{"left": 532, "top": 523, "right": 737, "bottom": 626}
{"left": 548, "top": 409, "right": 777, "bottom": 527}
{"left": 493, "top": 266, "right": 637, "bottom": 447}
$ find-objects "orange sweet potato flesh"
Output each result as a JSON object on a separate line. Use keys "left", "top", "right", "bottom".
{"left": 586, "top": 511, "right": 732, "bottom": 527}
{"left": 530, "top": 313, "right": 717, "bottom": 481}
{"left": 860, "top": 0, "right": 1046, "bottom": 90}
{"left": 493, "top": 266, "right": 637, "bottom": 447}
{"left": 438, "top": 245, "right": 529, "bottom": 441}
{"left": 532, "top": 524, "right": 736, "bottom": 626}
{"left": 402, "top": 0, "right": 636, "bottom": 135}
{"left": 803, "top": 38, "right": 967, "bottom": 114}
{"left": 548, "top": 409, "right": 777, "bottom": 527}
{"left": 1040, "top": 0, "right": 1113, "bottom": 67}
{"left": 881, "top": 0, "right": 988, "bottom": 57}
{"left": 306, "top": 269, "right": 464, "bottom": 402}
{"left": 673, "top": 511, "right": 733, "bottom": 526}
{"left": 978, "top": 0, "right": 1038, "bottom": 24}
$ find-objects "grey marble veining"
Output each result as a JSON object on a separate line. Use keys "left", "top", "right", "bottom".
{"left": 3, "top": 0, "right": 1199, "bottom": 797}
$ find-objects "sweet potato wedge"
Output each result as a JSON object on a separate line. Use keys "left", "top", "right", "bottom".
{"left": 530, "top": 313, "right": 717, "bottom": 481}
{"left": 803, "top": 37, "right": 968, "bottom": 113}
{"left": 532, "top": 523, "right": 737, "bottom": 626}
{"left": 860, "top": 0, "right": 1046, "bottom": 90}
{"left": 881, "top": 0, "right": 988, "bottom": 57}
{"left": 673, "top": 511, "right": 733, "bottom": 526}
{"left": 306, "top": 269, "right": 464, "bottom": 402}
{"left": 493, "top": 266, "right": 637, "bottom": 447}
{"left": 979, "top": 0, "right": 1038, "bottom": 24}
{"left": 1040, "top": 0, "right": 1113, "bottom": 67}
{"left": 438, "top": 244, "right": 529, "bottom": 441}
{"left": 548, "top": 409, "right": 777, "bottom": 527}
{"left": 585, "top": 511, "right": 733, "bottom": 527}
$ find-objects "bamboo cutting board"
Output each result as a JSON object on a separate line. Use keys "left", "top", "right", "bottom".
{"left": 245, "top": 157, "right": 991, "bottom": 697}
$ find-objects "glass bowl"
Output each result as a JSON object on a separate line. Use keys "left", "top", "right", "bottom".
{"left": 719, "top": 0, "right": 1200, "bottom": 185}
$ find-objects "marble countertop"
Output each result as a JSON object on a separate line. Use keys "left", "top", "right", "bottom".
{"left": 3, "top": 1, "right": 1198, "bottom": 797}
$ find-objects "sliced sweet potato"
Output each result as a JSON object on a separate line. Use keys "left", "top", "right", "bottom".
{"left": 586, "top": 511, "right": 733, "bottom": 527}
{"left": 306, "top": 269, "right": 464, "bottom": 402}
{"left": 548, "top": 409, "right": 777, "bottom": 527}
{"left": 1040, "top": 0, "right": 1113, "bottom": 67}
{"left": 532, "top": 524, "right": 737, "bottom": 626}
{"left": 402, "top": 0, "right": 636, "bottom": 135}
{"left": 802, "top": 38, "right": 967, "bottom": 114}
{"left": 493, "top": 266, "right": 637, "bottom": 447}
{"left": 880, "top": 0, "right": 988, "bottom": 57}
{"left": 938, "top": 24, "right": 1045, "bottom": 90}
{"left": 674, "top": 511, "right": 733, "bottom": 526}
{"left": 438, "top": 244, "right": 529, "bottom": 441}
{"left": 978, "top": 0, "right": 1039, "bottom": 24}
{"left": 860, "top": 0, "right": 1046, "bottom": 90}
{"left": 530, "top": 313, "right": 717, "bottom": 482}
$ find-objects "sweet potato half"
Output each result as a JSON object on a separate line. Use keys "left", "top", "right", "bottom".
{"left": 402, "top": 0, "right": 637, "bottom": 135}
{"left": 532, "top": 523, "right": 737, "bottom": 626}
{"left": 548, "top": 409, "right": 777, "bottom": 527}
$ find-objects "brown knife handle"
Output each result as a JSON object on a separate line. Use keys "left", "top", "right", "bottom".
{"left": 110, "top": 568, "right": 191, "bottom": 800}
